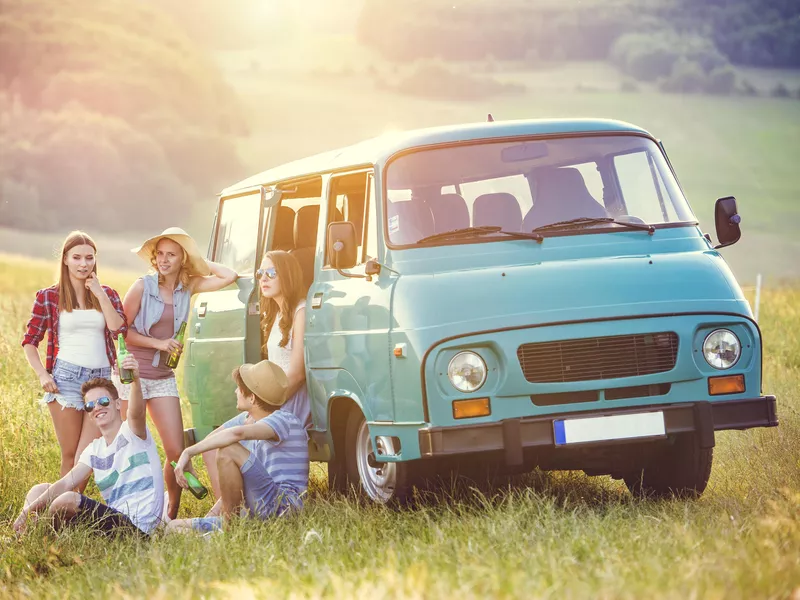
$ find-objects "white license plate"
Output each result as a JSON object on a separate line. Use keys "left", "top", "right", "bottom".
{"left": 553, "top": 411, "right": 666, "bottom": 446}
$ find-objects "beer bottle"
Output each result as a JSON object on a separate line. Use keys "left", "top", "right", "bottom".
{"left": 171, "top": 461, "right": 209, "bottom": 499}
{"left": 117, "top": 333, "right": 134, "bottom": 384}
{"left": 165, "top": 321, "right": 187, "bottom": 369}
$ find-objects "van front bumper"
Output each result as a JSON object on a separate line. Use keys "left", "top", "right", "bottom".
{"left": 418, "top": 396, "right": 777, "bottom": 459}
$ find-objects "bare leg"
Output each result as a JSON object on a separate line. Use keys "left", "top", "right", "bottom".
{"left": 47, "top": 403, "right": 84, "bottom": 477}
{"left": 72, "top": 413, "right": 101, "bottom": 493}
{"left": 216, "top": 444, "right": 250, "bottom": 520}
{"left": 202, "top": 449, "right": 221, "bottom": 499}
{"left": 24, "top": 483, "right": 51, "bottom": 508}
{"left": 47, "top": 491, "right": 81, "bottom": 530}
{"left": 148, "top": 395, "right": 185, "bottom": 520}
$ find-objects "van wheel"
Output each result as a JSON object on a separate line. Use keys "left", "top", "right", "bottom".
{"left": 624, "top": 433, "right": 713, "bottom": 499}
{"left": 327, "top": 454, "right": 349, "bottom": 494}
{"left": 345, "top": 409, "right": 413, "bottom": 504}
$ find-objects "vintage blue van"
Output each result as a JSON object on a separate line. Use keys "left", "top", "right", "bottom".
{"left": 183, "top": 118, "right": 778, "bottom": 502}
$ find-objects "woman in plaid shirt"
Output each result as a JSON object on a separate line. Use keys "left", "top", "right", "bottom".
{"left": 21, "top": 231, "right": 127, "bottom": 479}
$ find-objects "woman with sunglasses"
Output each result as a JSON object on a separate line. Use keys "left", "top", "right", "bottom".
{"left": 200, "top": 250, "right": 309, "bottom": 499}
{"left": 21, "top": 231, "right": 127, "bottom": 479}
{"left": 257, "top": 250, "right": 310, "bottom": 428}
{"left": 120, "top": 227, "right": 237, "bottom": 520}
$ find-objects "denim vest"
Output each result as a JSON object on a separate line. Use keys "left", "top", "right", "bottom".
{"left": 132, "top": 273, "right": 191, "bottom": 367}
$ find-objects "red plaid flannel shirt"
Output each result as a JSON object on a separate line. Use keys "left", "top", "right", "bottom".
{"left": 21, "top": 285, "right": 128, "bottom": 373}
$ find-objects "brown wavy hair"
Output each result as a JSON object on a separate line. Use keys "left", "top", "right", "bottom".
{"left": 149, "top": 239, "right": 191, "bottom": 289}
{"left": 260, "top": 250, "right": 306, "bottom": 356}
{"left": 58, "top": 231, "right": 102, "bottom": 313}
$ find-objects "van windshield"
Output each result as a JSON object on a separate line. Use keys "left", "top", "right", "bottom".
{"left": 384, "top": 135, "right": 695, "bottom": 246}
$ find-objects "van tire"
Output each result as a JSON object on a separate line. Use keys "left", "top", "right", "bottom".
{"left": 344, "top": 408, "right": 414, "bottom": 504}
{"left": 327, "top": 454, "right": 349, "bottom": 494}
{"left": 624, "top": 433, "right": 713, "bottom": 499}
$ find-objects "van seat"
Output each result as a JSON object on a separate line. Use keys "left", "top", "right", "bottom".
{"left": 272, "top": 205, "right": 295, "bottom": 251}
{"left": 290, "top": 205, "right": 320, "bottom": 292}
{"left": 429, "top": 193, "right": 470, "bottom": 232}
{"left": 473, "top": 193, "right": 522, "bottom": 232}
{"left": 523, "top": 168, "right": 608, "bottom": 231}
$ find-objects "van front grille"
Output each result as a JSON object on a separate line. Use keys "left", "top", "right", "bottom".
{"left": 517, "top": 332, "right": 679, "bottom": 383}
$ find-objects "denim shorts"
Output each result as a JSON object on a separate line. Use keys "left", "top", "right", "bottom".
{"left": 42, "top": 358, "right": 112, "bottom": 411}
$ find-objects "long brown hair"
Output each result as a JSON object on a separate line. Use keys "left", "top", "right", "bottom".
{"left": 58, "top": 231, "right": 102, "bottom": 313}
{"left": 260, "top": 250, "right": 306, "bottom": 355}
{"left": 149, "top": 238, "right": 191, "bottom": 289}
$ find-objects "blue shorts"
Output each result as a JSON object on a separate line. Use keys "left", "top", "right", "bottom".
{"left": 240, "top": 452, "right": 301, "bottom": 518}
{"left": 190, "top": 453, "right": 300, "bottom": 532}
{"left": 43, "top": 359, "right": 111, "bottom": 411}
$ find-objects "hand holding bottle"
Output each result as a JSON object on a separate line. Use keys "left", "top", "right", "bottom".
{"left": 172, "top": 455, "right": 209, "bottom": 499}
{"left": 158, "top": 338, "right": 183, "bottom": 354}
{"left": 119, "top": 354, "right": 140, "bottom": 381}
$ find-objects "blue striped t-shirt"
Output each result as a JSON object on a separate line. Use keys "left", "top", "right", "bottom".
{"left": 77, "top": 421, "right": 164, "bottom": 533}
{"left": 223, "top": 409, "right": 309, "bottom": 509}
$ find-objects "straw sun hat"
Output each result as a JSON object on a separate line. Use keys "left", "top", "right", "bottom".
{"left": 240, "top": 360, "right": 289, "bottom": 407}
{"left": 132, "top": 227, "right": 211, "bottom": 277}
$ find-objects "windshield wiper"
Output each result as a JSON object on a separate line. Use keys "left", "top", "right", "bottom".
{"left": 417, "top": 226, "right": 543, "bottom": 244}
{"left": 532, "top": 217, "right": 655, "bottom": 235}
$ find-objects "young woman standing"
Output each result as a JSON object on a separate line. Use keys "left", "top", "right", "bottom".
{"left": 119, "top": 227, "right": 237, "bottom": 520}
{"left": 22, "top": 231, "right": 128, "bottom": 478}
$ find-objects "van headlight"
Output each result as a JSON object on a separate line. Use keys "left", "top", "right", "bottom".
{"left": 703, "top": 329, "right": 741, "bottom": 369}
{"left": 447, "top": 352, "right": 487, "bottom": 393}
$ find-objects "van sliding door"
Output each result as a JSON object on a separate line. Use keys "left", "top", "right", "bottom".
{"left": 184, "top": 187, "right": 267, "bottom": 441}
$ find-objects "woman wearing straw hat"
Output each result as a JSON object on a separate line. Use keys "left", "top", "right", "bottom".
{"left": 118, "top": 227, "right": 238, "bottom": 520}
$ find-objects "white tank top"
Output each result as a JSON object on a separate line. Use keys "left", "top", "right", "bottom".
{"left": 57, "top": 309, "right": 110, "bottom": 369}
{"left": 266, "top": 301, "right": 305, "bottom": 371}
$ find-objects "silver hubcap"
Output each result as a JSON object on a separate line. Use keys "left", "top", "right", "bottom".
{"left": 355, "top": 418, "right": 397, "bottom": 503}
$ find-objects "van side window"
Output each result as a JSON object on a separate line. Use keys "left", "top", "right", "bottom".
{"left": 214, "top": 193, "right": 262, "bottom": 274}
{"left": 325, "top": 171, "right": 371, "bottom": 267}
{"left": 267, "top": 176, "right": 323, "bottom": 292}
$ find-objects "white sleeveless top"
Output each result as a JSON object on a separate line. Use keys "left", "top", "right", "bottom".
{"left": 266, "top": 301, "right": 305, "bottom": 371}
{"left": 57, "top": 309, "right": 110, "bottom": 369}
{"left": 266, "top": 301, "right": 312, "bottom": 429}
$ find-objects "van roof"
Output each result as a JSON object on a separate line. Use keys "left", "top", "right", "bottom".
{"left": 223, "top": 118, "right": 651, "bottom": 195}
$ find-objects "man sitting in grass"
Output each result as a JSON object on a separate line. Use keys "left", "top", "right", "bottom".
{"left": 168, "top": 359, "right": 309, "bottom": 533}
{"left": 13, "top": 354, "right": 165, "bottom": 536}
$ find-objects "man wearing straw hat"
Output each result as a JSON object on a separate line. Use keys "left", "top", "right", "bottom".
{"left": 168, "top": 359, "right": 309, "bottom": 533}
{"left": 118, "top": 227, "right": 238, "bottom": 521}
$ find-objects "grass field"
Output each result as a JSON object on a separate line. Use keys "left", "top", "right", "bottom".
{"left": 0, "top": 254, "right": 798, "bottom": 598}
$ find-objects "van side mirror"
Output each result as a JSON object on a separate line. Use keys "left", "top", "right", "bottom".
{"left": 713, "top": 196, "right": 741, "bottom": 249}
{"left": 327, "top": 221, "right": 358, "bottom": 270}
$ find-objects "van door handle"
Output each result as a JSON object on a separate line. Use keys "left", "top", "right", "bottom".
{"left": 197, "top": 302, "right": 207, "bottom": 318}
{"left": 311, "top": 293, "right": 323, "bottom": 309}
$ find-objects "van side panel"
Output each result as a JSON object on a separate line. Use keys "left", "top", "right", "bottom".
{"left": 305, "top": 275, "right": 395, "bottom": 425}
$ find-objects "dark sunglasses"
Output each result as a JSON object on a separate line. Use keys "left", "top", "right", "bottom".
{"left": 256, "top": 267, "right": 278, "bottom": 280}
{"left": 85, "top": 396, "right": 112, "bottom": 413}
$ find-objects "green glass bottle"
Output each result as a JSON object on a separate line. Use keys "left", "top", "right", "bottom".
{"left": 165, "top": 321, "right": 187, "bottom": 369}
{"left": 117, "top": 333, "right": 133, "bottom": 384}
{"left": 171, "top": 461, "right": 209, "bottom": 499}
